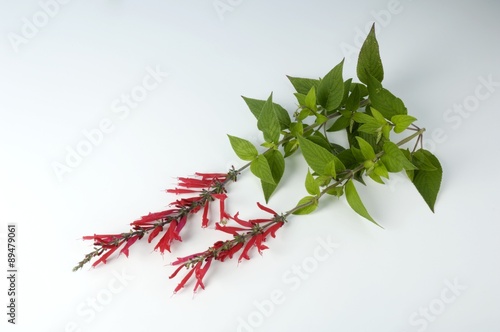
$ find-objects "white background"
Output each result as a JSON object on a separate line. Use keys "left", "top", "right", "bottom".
{"left": 1, "top": 1, "right": 499, "bottom": 331}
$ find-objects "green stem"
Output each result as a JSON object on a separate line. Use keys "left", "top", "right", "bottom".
{"left": 284, "top": 128, "right": 426, "bottom": 215}
{"left": 226, "top": 111, "right": 342, "bottom": 182}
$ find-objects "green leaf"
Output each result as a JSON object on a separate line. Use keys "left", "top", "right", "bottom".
{"left": 327, "top": 115, "right": 350, "bottom": 132}
{"left": 411, "top": 150, "right": 442, "bottom": 212}
{"left": 350, "top": 82, "right": 369, "bottom": 98}
{"left": 242, "top": 96, "right": 291, "bottom": 130}
{"left": 293, "top": 93, "right": 306, "bottom": 107}
{"left": 305, "top": 86, "right": 317, "bottom": 111}
{"left": 344, "top": 84, "right": 361, "bottom": 113}
{"left": 283, "top": 139, "right": 299, "bottom": 157}
{"left": 355, "top": 137, "right": 375, "bottom": 160}
{"left": 324, "top": 160, "right": 337, "bottom": 178}
{"left": 297, "top": 135, "right": 345, "bottom": 176}
{"left": 357, "top": 24, "right": 384, "bottom": 85}
{"left": 260, "top": 150, "right": 285, "bottom": 202}
{"left": 227, "top": 135, "right": 258, "bottom": 161}
{"left": 257, "top": 93, "right": 281, "bottom": 144}
{"left": 366, "top": 75, "right": 407, "bottom": 119}
{"left": 307, "top": 131, "right": 331, "bottom": 151}
{"left": 373, "top": 161, "right": 389, "bottom": 179}
{"left": 370, "top": 108, "right": 387, "bottom": 125}
{"left": 369, "top": 172, "right": 385, "bottom": 184}
{"left": 345, "top": 180, "right": 381, "bottom": 227}
{"left": 381, "top": 141, "right": 417, "bottom": 172}
{"left": 317, "top": 59, "right": 345, "bottom": 111}
{"left": 292, "top": 196, "right": 318, "bottom": 215}
{"left": 250, "top": 155, "right": 275, "bottom": 185}
{"left": 391, "top": 115, "right": 417, "bottom": 133}
{"left": 353, "top": 112, "right": 382, "bottom": 135}
{"left": 326, "top": 186, "right": 344, "bottom": 197}
{"left": 412, "top": 149, "right": 438, "bottom": 171}
{"left": 305, "top": 169, "right": 320, "bottom": 196}
{"left": 287, "top": 76, "right": 320, "bottom": 95}
{"left": 289, "top": 122, "right": 304, "bottom": 136}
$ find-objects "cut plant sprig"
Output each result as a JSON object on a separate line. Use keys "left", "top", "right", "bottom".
{"left": 75, "top": 24, "right": 443, "bottom": 294}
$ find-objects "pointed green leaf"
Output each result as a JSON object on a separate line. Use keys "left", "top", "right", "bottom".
{"left": 345, "top": 180, "right": 381, "bottom": 227}
{"left": 344, "top": 84, "right": 361, "bottom": 113}
{"left": 324, "top": 160, "right": 337, "bottom": 178}
{"left": 366, "top": 75, "right": 407, "bottom": 119}
{"left": 391, "top": 115, "right": 417, "bottom": 133}
{"left": 257, "top": 94, "right": 281, "bottom": 144}
{"left": 287, "top": 76, "right": 320, "bottom": 95}
{"left": 283, "top": 139, "right": 299, "bottom": 158}
{"left": 317, "top": 59, "right": 345, "bottom": 111}
{"left": 292, "top": 196, "right": 318, "bottom": 215}
{"left": 357, "top": 24, "right": 384, "bottom": 85}
{"left": 250, "top": 155, "right": 275, "bottom": 185}
{"left": 370, "top": 108, "right": 387, "bottom": 124}
{"left": 327, "top": 115, "right": 350, "bottom": 132}
{"left": 412, "top": 149, "right": 438, "bottom": 171}
{"left": 260, "top": 150, "right": 285, "bottom": 202}
{"left": 381, "top": 141, "right": 417, "bottom": 172}
{"left": 297, "top": 135, "right": 345, "bottom": 176}
{"left": 289, "top": 122, "right": 304, "bottom": 136}
{"left": 412, "top": 150, "right": 442, "bottom": 212}
{"left": 356, "top": 136, "right": 376, "bottom": 160}
{"left": 242, "top": 96, "right": 291, "bottom": 130}
{"left": 373, "top": 161, "right": 389, "bottom": 179}
{"left": 305, "top": 169, "right": 320, "bottom": 196}
{"left": 305, "top": 86, "right": 317, "bottom": 111}
{"left": 227, "top": 135, "right": 258, "bottom": 161}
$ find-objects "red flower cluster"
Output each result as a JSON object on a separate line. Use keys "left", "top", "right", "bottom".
{"left": 82, "top": 233, "right": 142, "bottom": 268}
{"left": 167, "top": 172, "right": 229, "bottom": 228}
{"left": 78, "top": 172, "right": 229, "bottom": 269}
{"left": 167, "top": 203, "right": 285, "bottom": 294}
{"left": 77, "top": 170, "right": 286, "bottom": 294}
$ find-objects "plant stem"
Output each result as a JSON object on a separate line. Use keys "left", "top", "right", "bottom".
{"left": 283, "top": 128, "right": 425, "bottom": 216}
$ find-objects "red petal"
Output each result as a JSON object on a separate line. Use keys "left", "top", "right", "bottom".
{"left": 92, "top": 245, "right": 120, "bottom": 268}
{"left": 194, "top": 259, "right": 212, "bottom": 292}
{"left": 148, "top": 226, "right": 163, "bottom": 243}
{"left": 263, "top": 222, "right": 283, "bottom": 239}
{"left": 238, "top": 236, "right": 257, "bottom": 263}
{"left": 174, "top": 267, "right": 196, "bottom": 294}
{"left": 120, "top": 235, "right": 140, "bottom": 258}
{"left": 215, "top": 223, "right": 248, "bottom": 235}
{"left": 256, "top": 202, "right": 277, "bottom": 215}
{"left": 169, "top": 264, "right": 186, "bottom": 279}
{"left": 202, "top": 202, "right": 210, "bottom": 228}
{"left": 231, "top": 212, "right": 253, "bottom": 228}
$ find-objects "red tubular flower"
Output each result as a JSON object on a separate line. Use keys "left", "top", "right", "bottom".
{"left": 238, "top": 236, "right": 257, "bottom": 263}
{"left": 147, "top": 226, "right": 163, "bottom": 243}
{"left": 92, "top": 245, "right": 121, "bottom": 268}
{"left": 167, "top": 173, "right": 226, "bottom": 193}
{"left": 120, "top": 235, "right": 140, "bottom": 258}
{"left": 171, "top": 252, "right": 204, "bottom": 266}
{"left": 263, "top": 222, "right": 283, "bottom": 238}
{"left": 195, "top": 172, "right": 227, "bottom": 181}
{"left": 194, "top": 258, "right": 212, "bottom": 292}
{"left": 130, "top": 209, "right": 179, "bottom": 228}
{"left": 257, "top": 202, "right": 277, "bottom": 215}
{"left": 154, "top": 219, "right": 183, "bottom": 254}
{"left": 215, "top": 223, "right": 249, "bottom": 236}
{"left": 83, "top": 234, "right": 122, "bottom": 248}
{"left": 254, "top": 233, "right": 269, "bottom": 255}
{"left": 202, "top": 203, "right": 210, "bottom": 228}
{"left": 217, "top": 242, "right": 244, "bottom": 262}
{"left": 230, "top": 212, "right": 253, "bottom": 228}
{"left": 173, "top": 197, "right": 203, "bottom": 212}
{"left": 173, "top": 266, "right": 196, "bottom": 294}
